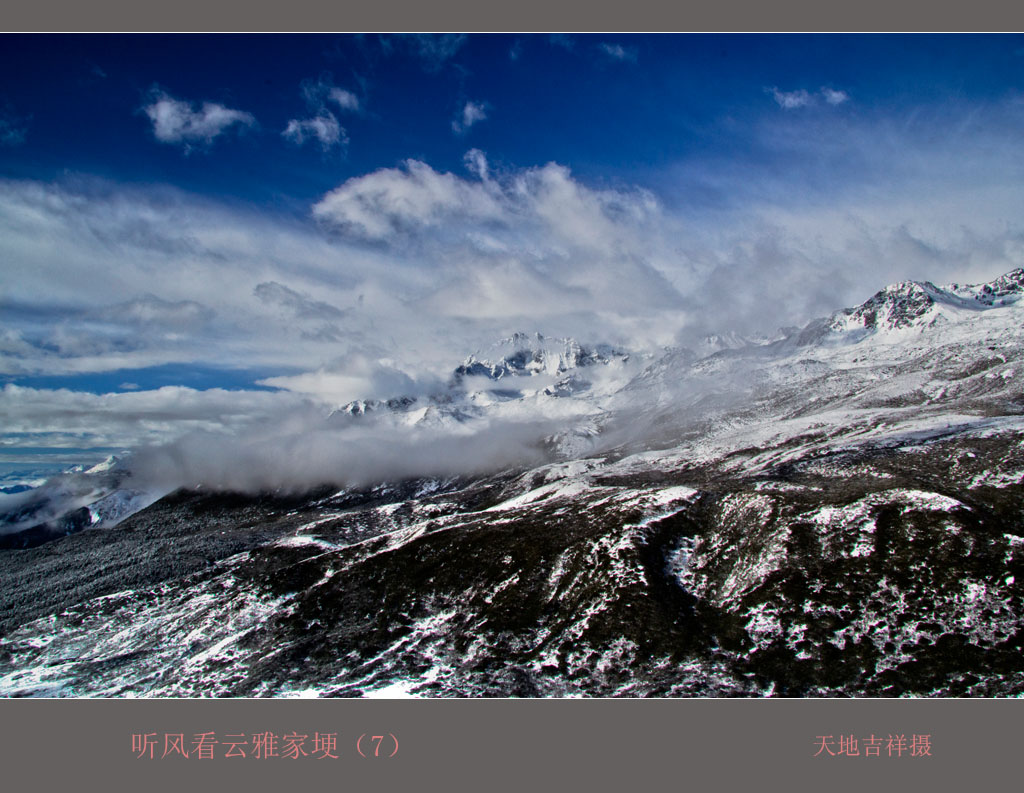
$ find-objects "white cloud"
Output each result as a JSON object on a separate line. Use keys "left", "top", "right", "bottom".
{"left": 312, "top": 158, "right": 504, "bottom": 240}
{"left": 282, "top": 112, "right": 346, "bottom": 150}
{"left": 770, "top": 87, "right": 813, "bottom": 109}
{"left": 0, "top": 384, "right": 309, "bottom": 449}
{"left": 463, "top": 148, "right": 489, "bottom": 180}
{"left": 599, "top": 42, "right": 638, "bottom": 63}
{"left": 452, "top": 101, "right": 488, "bottom": 134}
{"left": 328, "top": 87, "right": 360, "bottom": 112}
{"left": 253, "top": 281, "right": 347, "bottom": 342}
{"left": 310, "top": 155, "right": 687, "bottom": 337}
{"left": 7, "top": 107, "right": 1024, "bottom": 387}
{"left": 288, "top": 77, "right": 358, "bottom": 150}
{"left": 310, "top": 154, "right": 671, "bottom": 279}
{"left": 0, "top": 159, "right": 683, "bottom": 391}
{"left": 0, "top": 177, "right": 372, "bottom": 377}
{"left": 126, "top": 405, "right": 556, "bottom": 494}
{"left": 143, "top": 90, "right": 255, "bottom": 149}
{"left": 114, "top": 295, "right": 215, "bottom": 327}
{"left": 821, "top": 87, "right": 849, "bottom": 105}
{"left": 769, "top": 86, "right": 849, "bottom": 110}
{"left": 257, "top": 354, "right": 426, "bottom": 404}
{"left": 301, "top": 77, "right": 361, "bottom": 114}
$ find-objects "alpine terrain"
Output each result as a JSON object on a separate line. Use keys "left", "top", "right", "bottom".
{"left": 2, "top": 269, "right": 1024, "bottom": 697}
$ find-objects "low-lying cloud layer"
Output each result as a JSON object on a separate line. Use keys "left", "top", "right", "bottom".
{"left": 128, "top": 412, "right": 556, "bottom": 494}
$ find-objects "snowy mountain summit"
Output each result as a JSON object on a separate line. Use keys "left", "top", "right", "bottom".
{"left": 453, "top": 332, "right": 628, "bottom": 382}
{"left": 819, "top": 267, "right": 1024, "bottom": 340}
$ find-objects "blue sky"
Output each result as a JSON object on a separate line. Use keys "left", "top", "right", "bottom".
{"left": 6, "top": 34, "right": 1024, "bottom": 207}
{"left": 3, "top": 33, "right": 1024, "bottom": 468}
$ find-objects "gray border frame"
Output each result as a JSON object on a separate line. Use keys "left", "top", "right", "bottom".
{"left": 2, "top": 0, "right": 1023, "bottom": 32}
{"left": 2, "top": 3, "right": 1022, "bottom": 790}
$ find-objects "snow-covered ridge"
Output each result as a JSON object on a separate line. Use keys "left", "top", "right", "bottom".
{"left": 0, "top": 452, "right": 168, "bottom": 548}
{"left": 820, "top": 268, "right": 1024, "bottom": 340}
{"left": 946, "top": 268, "right": 1024, "bottom": 305}
{"left": 453, "top": 332, "right": 628, "bottom": 382}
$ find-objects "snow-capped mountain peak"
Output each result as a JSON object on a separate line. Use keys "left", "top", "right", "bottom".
{"left": 811, "top": 268, "right": 1024, "bottom": 343}
{"left": 454, "top": 332, "right": 627, "bottom": 382}
{"left": 827, "top": 279, "right": 945, "bottom": 335}
{"left": 84, "top": 454, "right": 130, "bottom": 475}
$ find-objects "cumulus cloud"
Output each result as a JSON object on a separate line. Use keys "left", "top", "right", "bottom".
{"left": 282, "top": 112, "right": 346, "bottom": 150}
{"left": 770, "top": 87, "right": 813, "bottom": 109}
{"left": 311, "top": 152, "right": 663, "bottom": 260}
{"left": 308, "top": 154, "right": 694, "bottom": 344}
{"left": 328, "top": 87, "right": 360, "bottom": 112}
{"left": 311, "top": 157, "right": 504, "bottom": 240}
{"left": 769, "top": 86, "right": 849, "bottom": 109}
{"left": 143, "top": 90, "right": 255, "bottom": 149}
{"left": 598, "top": 42, "right": 638, "bottom": 62}
{"left": 0, "top": 158, "right": 686, "bottom": 405}
{"left": 452, "top": 101, "right": 488, "bottom": 134}
{"left": 285, "top": 76, "right": 359, "bottom": 150}
{"left": 821, "top": 87, "right": 849, "bottom": 105}
{"left": 300, "top": 76, "right": 361, "bottom": 114}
